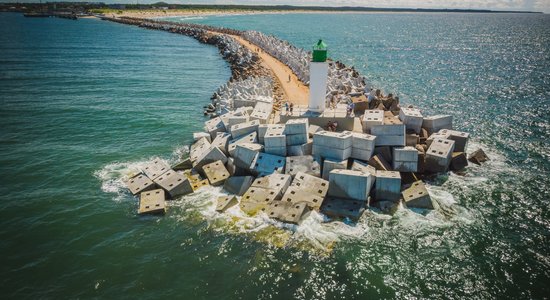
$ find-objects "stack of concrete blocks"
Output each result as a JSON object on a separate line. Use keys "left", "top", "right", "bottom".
{"left": 327, "top": 169, "right": 373, "bottom": 203}
{"left": 262, "top": 201, "right": 309, "bottom": 224}
{"left": 350, "top": 132, "right": 376, "bottom": 162}
{"left": 374, "top": 170, "right": 401, "bottom": 202}
{"left": 371, "top": 122, "right": 406, "bottom": 147}
{"left": 204, "top": 116, "right": 226, "bottom": 140}
{"left": 399, "top": 107, "right": 423, "bottom": 134}
{"left": 362, "top": 109, "right": 384, "bottom": 133}
{"left": 426, "top": 130, "right": 451, "bottom": 148}
{"left": 230, "top": 119, "right": 260, "bottom": 139}
{"left": 312, "top": 131, "right": 353, "bottom": 160}
{"left": 223, "top": 175, "right": 254, "bottom": 196}
{"left": 138, "top": 189, "right": 166, "bottom": 215}
{"left": 153, "top": 169, "right": 194, "bottom": 199}
{"left": 125, "top": 174, "right": 155, "bottom": 196}
{"left": 215, "top": 195, "right": 238, "bottom": 213}
{"left": 392, "top": 146, "right": 419, "bottom": 172}
{"left": 190, "top": 137, "right": 210, "bottom": 164}
{"left": 249, "top": 101, "right": 273, "bottom": 124}
{"left": 211, "top": 132, "right": 231, "bottom": 156}
{"left": 285, "top": 155, "right": 321, "bottom": 178}
{"left": 202, "top": 160, "right": 230, "bottom": 186}
{"left": 227, "top": 132, "right": 258, "bottom": 156}
{"left": 425, "top": 138, "right": 455, "bottom": 173}
{"left": 251, "top": 152, "right": 286, "bottom": 176}
{"left": 232, "top": 143, "right": 261, "bottom": 170}
{"left": 192, "top": 144, "right": 228, "bottom": 171}
{"left": 142, "top": 159, "right": 170, "bottom": 181}
{"left": 257, "top": 124, "right": 271, "bottom": 145}
{"left": 263, "top": 124, "right": 286, "bottom": 156}
{"left": 282, "top": 171, "right": 329, "bottom": 211}
{"left": 284, "top": 119, "right": 309, "bottom": 152}
{"left": 422, "top": 115, "right": 453, "bottom": 134}
{"left": 402, "top": 181, "right": 434, "bottom": 209}
{"left": 193, "top": 132, "right": 211, "bottom": 143}
{"left": 222, "top": 113, "right": 249, "bottom": 135}
{"left": 350, "top": 160, "right": 376, "bottom": 191}
{"left": 438, "top": 129, "right": 470, "bottom": 152}
{"left": 251, "top": 173, "right": 292, "bottom": 199}
{"left": 322, "top": 158, "right": 348, "bottom": 180}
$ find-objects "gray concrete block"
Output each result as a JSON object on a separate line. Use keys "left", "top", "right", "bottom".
{"left": 328, "top": 169, "right": 373, "bottom": 201}
{"left": 350, "top": 132, "right": 376, "bottom": 151}
{"left": 374, "top": 170, "right": 401, "bottom": 201}
{"left": 154, "top": 170, "right": 194, "bottom": 198}
{"left": 322, "top": 158, "right": 348, "bottom": 180}
{"left": 233, "top": 144, "right": 261, "bottom": 169}
{"left": 138, "top": 189, "right": 166, "bottom": 215}
{"left": 190, "top": 137, "right": 211, "bottom": 163}
{"left": 393, "top": 146, "right": 419, "bottom": 161}
{"left": 281, "top": 186, "right": 325, "bottom": 211}
{"left": 422, "top": 115, "right": 452, "bottom": 134}
{"left": 251, "top": 173, "right": 291, "bottom": 199}
{"left": 286, "top": 133, "right": 308, "bottom": 146}
{"left": 125, "top": 174, "right": 156, "bottom": 196}
{"left": 223, "top": 175, "right": 254, "bottom": 196}
{"left": 308, "top": 124, "right": 322, "bottom": 138}
{"left": 227, "top": 132, "right": 258, "bottom": 156}
{"left": 373, "top": 134, "right": 406, "bottom": 147}
{"left": 439, "top": 129, "right": 470, "bottom": 152}
{"left": 351, "top": 160, "right": 376, "bottom": 176}
{"left": 406, "top": 134, "right": 419, "bottom": 146}
{"left": 291, "top": 171, "right": 329, "bottom": 196}
{"left": 211, "top": 132, "right": 232, "bottom": 155}
{"left": 172, "top": 158, "right": 193, "bottom": 171}
{"left": 202, "top": 160, "right": 230, "bottom": 186}
{"left": 425, "top": 138, "right": 455, "bottom": 173}
{"left": 263, "top": 201, "right": 308, "bottom": 224}
{"left": 142, "top": 159, "right": 171, "bottom": 180}
{"left": 265, "top": 146, "right": 287, "bottom": 157}
{"left": 193, "top": 132, "right": 211, "bottom": 143}
{"left": 287, "top": 141, "right": 313, "bottom": 156}
{"left": 204, "top": 116, "right": 226, "bottom": 140}
{"left": 426, "top": 131, "right": 451, "bottom": 148}
{"left": 362, "top": 109, "right": 384, "bottom": 132}
{"left": 351, "top": 148, "right": 374, "bottom": 162}
{"left": 251, "top": 152, "right": 286, "bottom": 176}
{"left": 230, "top": 119, "right": 260, "bottom": 139}
{"left": 284, "top": 118, "right": 309, "bottom": 135}
{"left": 402, "top": 181, "right": 433, "bottom": 209}
{"left": 399, "top": 107, "right": 423, "bottom": 133}
{"left": 215, "top": 195, "right": 238, "bottom": 212}
{"left": 192, "top": 146, "right": 228, "bottom": 171}
{"left": 257, "top": 124, "right": 273, "bottom": 145}
{"left": 321, "top": 197, "right": 365, "bottom": 221}
{"left": 240, "top": 186, "right": 278, "bottom": 215}
{"left": 313, "top": 130, "right": 353, "bottom": 149}
{"left": 225, "top": 115, "right": 249, "bottom": 132}
{"left": 368, "top": 154, "right": 392, "bottom": 171}
{"left": 250, "top": 101, "right": 273, "bottom": 124}
{"left": 263, "top": 125, "right": 286, "bottom": 148}
{"left": 450, "top": 152, "right": 468, "bottom": 171}
{"left": 371, "top": 123, "right": 405, "bottom": 136}
{"left": 285, "top": 155, "right": 321, "bottom": 177}
{"left": 313, "top": 144, "right": 352, "bottom": 161}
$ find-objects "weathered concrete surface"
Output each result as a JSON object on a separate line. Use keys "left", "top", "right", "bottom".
{"left": 321, "top": 197, "right": 365, "bottom": 221}
{"left": 374, "top": 170, "right": 401, "bottom": 201}
{"left": 402, "top": 181, "right": 433, "bottom": 209}
{"left": 125, "top": 174, "right": 156, "bottom": 196}
{"left": 216, "top": 195, "right": 238, "bottom": 212}
{"left": 263, "top": 201, "right": 308, "bottom": 224}
{"left": 468, "top": 148, "right": 489, "bottom": 165}
{"left": 223, "top": 175, "right": 254, "bottom": 196}
{"left": 138, "top": 189, "right": 166, "bottom": 215}
{"left": 251, "top": 152, "right": 286, "bottom": 176}
{"left": 202, "top": 160, "right": 230, "bottom": 186}
{"left": 328, "top": 169, "right": 373, "bottom": 202}
{"left": 251, "top": 173, "right": 292, "bottom": 199}
{"left": 143, "top": 159, "right": 171, "bottom": 180}
{"left": 154, "top": 170, "right": 194, "bottom": 198}
{"left": 285, "top": 155, "right": 321, "bottom": 177}
{"left": 425, "top": 138, "right": 455, "bottom": 173}
{"left": 322, "top": 158, "right": 348, "bottom": 180}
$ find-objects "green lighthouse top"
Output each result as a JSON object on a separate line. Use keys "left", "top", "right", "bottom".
{"left": 312, "top": 39, "right": 327, "bottom": 62}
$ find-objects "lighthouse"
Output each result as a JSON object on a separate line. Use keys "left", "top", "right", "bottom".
{"left": 308, "top": 39, "right": 329, "bottom": 113}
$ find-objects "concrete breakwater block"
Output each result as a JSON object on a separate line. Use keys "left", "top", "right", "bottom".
{"left": 193, "top": 132, "right": 211, "bottom": 143}
{"left": 251, "top": 153, "right": 286, "bottom": 176}
{"left": 240, "top": 186, "right": 278, "bottom": 215}
{"left": 251, "top": 173, "right": 291, "bottom": 199}
{"left": 402, "top": 181, "right": 433, "bottom": 209}
{"left": 263, "top": 201, "right": 308, "bottom": 224}
{"left": 313, "top": 130, "right": 353, "bottom": 149}
{"left": 125, "top": 174, "right": 156, "bottom": 196}
{"left": 142, "top": 159, "right": 171, "bottom": 180}
{"left": 374, "top": 170, "right": 401, "bottom": 202}
{"left": 264, "top": 125, "right": 286, "bottom": 148}
{"left": 250, "top": 101, "right": 273, "bottom": 124}
{"left": 422, "top": 115, "right": 452, "bottom": 134}
{"left": 257, "top": 124, "right": 274, "bottom": 144}
{"left": 285, "top": 155, "right": 321, "bottom": 177}
{"left": 399, "top": 107, "right": 423, "bottom": 134}
{"left": 286, "top": 133, "right": 308, "bottom": 146}
{"left": 172, "top": 158, "right": 193, "bottom": 171}
{"left": 425, "top": 138, "right": 455, "bottom": 173}
{"left": 322, "top": 158, "right": 348, "bottom": 180}
{"left": 231, "top": 119, "right": 260, "bottom": 139}
{"left": 351, "top": 160, "right": 376, "bottom": 175}
{"left": 192, "top": 179, "right": 209, "bottom": 191}
{"left": 362, "top": 109, "right": 384, "bottom": 132}
{"left": 204, "top": 116, "right": 226, "bottom": 140}
{"left": 308, "top": 124, "right": 322, "bottom": 138}
{"left": 153, "top": 170, "right": 194, "bottom": 198}
{"left": 211, "top": 132, "right": 231, "bottom": 156}
{"left": 406, "top": 134, "right": 419, "bottom": 146}
{"left": 202, "top": 160, "right": 230, "bottom": 186}
{"left": 233, "top": 143, "right": 261, "bottom": 170}
{"left": 227, "top": 132, "right": 258, "bottom": 156}
{"left": 439, "top": 129, "right": 470, "bottom": 152}
{"left": 281, "top": 186, "right": 325, "bottom": 211}
{"left": 321, "top": 197, "right": 365, "bottom": 221}
{"left": 192, "top": 146, "right": 228, "bottom": 171}
{"left": 371, "top": 124, "right": 406, "bottom": 147}
{"left": 265, "top": 146, "right": 287, "bottom": 157}
{"left": 215, "top": 195, "right": 238, "bottom": 213}
{"left": 224, "top": 115, "right": 249, "bottom": 133}
{"left": 190, "top": 137, "right": 211, "bottom": 163}
{"left": 287, "top": 141, "right": 313, "bottom": 156}
{"left": 468, "top": 148, "right": 489, "bottom": 165}
{"left": 291, "top": 171, "right": 329, "bottom": 196}
{"left": 313, "top": 144, "right": 352, "bottom": 161}
{"left": 285, "top": 118, "right": 309, "bottom": 135}
{"left": 450, "top": 152, "right": 468, "bottom": 171}
{"left": 350, "top": 132, "right": 376, "bottom": 161}
{"left": 223, "top": 175, "right": 254, "bottom": 196}
{"left": 368, "top": 154, "right": 392, "bottom": 171}
{"left": 392, "top": 146, "right": 419, "bottom": 172}
{"left": 328, "top": 169, "right": 373, "bottom": 202}
{"left": 138, "top": 189, "right": 166, "bottom": 215}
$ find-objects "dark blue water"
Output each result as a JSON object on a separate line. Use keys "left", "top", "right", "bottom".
{"left": 1, "top": 12, "right": 550, "bottom": 299}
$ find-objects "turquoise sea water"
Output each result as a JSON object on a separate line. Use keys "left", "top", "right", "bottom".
{"left": 1, "top": 12, "right": 550, "bottom": 299}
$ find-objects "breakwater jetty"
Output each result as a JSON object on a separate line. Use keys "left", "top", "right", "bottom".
{"left": 103, "top": 16, "right": 488, "bottom": 225}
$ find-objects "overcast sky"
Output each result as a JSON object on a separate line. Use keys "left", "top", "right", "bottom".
{"left": 4, "top": 0, "right": 549, "bottom": 12}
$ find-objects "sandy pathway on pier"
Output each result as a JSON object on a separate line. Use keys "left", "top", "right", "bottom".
{"left": 229, "top": 35, "right": 309, "bottom": 106}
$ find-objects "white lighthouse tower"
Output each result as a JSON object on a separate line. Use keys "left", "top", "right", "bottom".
{"left": 308, "top": 39, "right": 329, "bottom": 113}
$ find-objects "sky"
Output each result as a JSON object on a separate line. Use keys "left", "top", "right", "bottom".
{"left": 2, "top": 0, "right": 549, "bottom": 12}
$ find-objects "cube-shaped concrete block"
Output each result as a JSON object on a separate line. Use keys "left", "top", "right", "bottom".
{"left": 439, "top": 129, "right": 470, "bottom": 152}
{"left": 399, "top": 107, "right": 423, "bottom": 133}
{"left": 371, "top": 123, "right": 405, "bottom": 136}
{"left": 204, "top": 116, "right": 226, "bottom": 140}
{"left": 202, "top": 160, "right": 230, "bottom": 186}
{"left": 422, "top": 115, "right": 452, "bottom": 134}
{"left": 286, "top": 133, "right": 308, "bottom": 146}
{"left": 226, "top": 115, "right": 249, "bottom": 132}
{"left": 233, "top": 144, "right": 261, "bottom": 169}
{"left": 287, "top": 141, "right": 312, "bottom": 156}
{"left": 264, "top": 125, "right": 286, "bottom": 148}
{"left": 450, "top": 152, "right": 468, "bottom": 171}
{"left": 393, "top": 146, "right": 419, "bottom": 161}
{"left": 308, "top": 124, "right": 322, "bottom": 138}
{"left": 142, "top": 159, "right": 171, "bottom": 180}
{"left": 426, "top": 131, "right": 451, "bottom": 148}
{"left": 263, "top": 201, "right": 308, "bottom": 224}
{"left": 257, "top": 124, "right": 273, "bottom": 145}
{"left": 313, "top": 131, "right": 353, "bottom": 149}
{"left": 193, "top": 132, "right": 211, "bottom": 143}
{"left": 351, "top": 148, "right": 374, "bottom": 162}
{"left": 281, "top": 186, "right": 326, "bottom": 211}
{"left": 374, "top": 170, "right": 401, "bottom": 201}
{"left": 138, "top": 189, "right": 166, "bottom": 215}
{"left": 172, "top": 158, "right": 193, "bottom": 171}
{"left": 251, "top": 153, "right": 286, "bottom": 176}
{"left": 322, "top": 158, "right": 348, "bottom": 180}
{"left": 193, "top": 146, "right": 228, "bottom": 171}
{"left": 285, "top": 155, "right": 321, "bottom": 177}
{"left": 251, "top": 173, "right": 291, "bottom": 199}
{"left": 223, "top": 175, "right": 254, "bottom": 196}
{"left": 328, "top": 169, "right": 373, "bottom": 202}
{"left": 154, "top": 170, "right": 194, "bottom": 198}
{"left": 191, "top": 179, "right": 209, "bottom": 191}
{"left": 284, "top": 118, "right": 309, "bottom": 135}
{"left": 425, "top": 138, "right": 455, "bottom": 173}
{"left": 350, "top": 132, "right": 376, "bottom": 151}
{"left": 321, "top": 197, "right": 365, "bottom": 221}
{"left": 374, "top": 135, "right": 406, "bottom": 147}
{"left": 312, "top": 144, "right": 352, "bottom": 161}
{"left": 368, "top": 154, "right": 392, "bottom": 171}
{"left": 406, "top": 134, "right": 419, "bottom": 146}
{"left": 240, "top": 186, "right": 278, "bottom": 215}
{"left": 190, "top": 137, "right": 211, "bottom": 163}
{"left": 211, "top": 132, "right": 231, "bottom": 155}
{"left": 227, "top": 132, "right": 258, "bottom": 156}
{"left": 215, "top": 195, "right": 238, "bottom": 212}
{"left": 351, "top": 160, "right": 376, "bottom": 176}
{"left": 291, "top": 171, "right": 329, "bottom": 196}
{"left": 125, "top": 174, "right": 156, "bottom": 196}
{"left": 402, "top": 181, "right": 433, "bottom": 209}
{"left": 265, "top": 146, "right": 287, "bottom": 157}
{"left": 250, "top": 101, "right": 273, "bottom": 124}
{"left": 231, "top": 119, "right": 260, "bottom": 139}
{"left": 362, "top": 109, "right": 384, "bottom": 132}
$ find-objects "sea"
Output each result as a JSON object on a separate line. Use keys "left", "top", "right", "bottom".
{"left": 0, "top": 12, "right": 549, "bottom": 299}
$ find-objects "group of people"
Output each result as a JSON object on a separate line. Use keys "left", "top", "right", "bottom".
{"left": 283, "top": 101, "right": 294, "bottom": 116}
{"left": 365, "top": 88, "right": 400, "bottom": 111}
